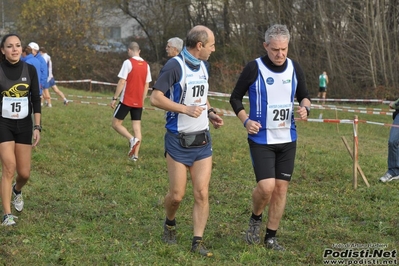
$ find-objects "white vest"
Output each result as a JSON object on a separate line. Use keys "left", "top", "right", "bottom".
{"left": 248, "top": 58, "right": 297, "bottom": 144}
{"left": 166, "top": 56, "right": 209, "bottom": 133}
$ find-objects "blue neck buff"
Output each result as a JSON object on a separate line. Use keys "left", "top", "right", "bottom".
{"left": 181, "top": 47, "right": 201, "bottom": 66}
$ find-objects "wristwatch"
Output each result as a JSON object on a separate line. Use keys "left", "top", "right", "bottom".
{"left": 33, "top": 125, "right": 42, "bottom": 132}
{"left": 207, "top": 108, "right": 216, "bottom": 116}
{"left": 305, "top": 106, "right": 310, "bottom": 116}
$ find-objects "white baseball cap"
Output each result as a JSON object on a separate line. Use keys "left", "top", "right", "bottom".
{"left": 28, "top": 42, "right": 40, "bottom": 51}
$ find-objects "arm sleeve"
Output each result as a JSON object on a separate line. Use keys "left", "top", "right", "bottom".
{"left": 229, "top": 61, "right": 258, "bottom": 115}
{"left": 40, "top": 59, "right": 48, "bottom": 87}
{"left": 152, "top": 59, "right": 182, "bottom": 94}
{"left": 292, "top": 61, "right": 311, "bottom": 103}
{"left": 27, "top": 64, "right": 41, "bottom": 114}
{"left": 48, "top": 57, "right": 53, "bottom": 79}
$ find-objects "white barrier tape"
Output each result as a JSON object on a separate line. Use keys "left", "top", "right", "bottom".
{"left": 312, "top": 103, "right": 392, "bottom": 112}
{"left": 312, "top": 105, "right": 392, "bottom": 116}
{"left": 208, "top": 99, "right": 393, "bottom": 115}
{"left": 304, "top": 118, "right": 353, "bottom": 124}
{"left": 312, "top": 103, "right": 391, "bottom": 112}
{"left": 57, "top": 79, "right": 92, "bottom": 83}
{"left": 208, "top": 91, "right": 231, "bottom": 97}
{"left": 311, "top": 98, "right": 391, "bottom": 104}
{"left": 55, "top": 94, "right": 393, "bottom": 117}
{"left": 91, "top": 80, "right": 117, "bottom": 86}
{"left": 209, "top": 98, "right": 393, "bottom": 114}
{"left": 57, "top": 79, "right": 117, "bottom": 86}
{"left": 49, "top": 96, "right": 399, "bottom": 128}
{"left": 54, "top": 80, "right": 393, "bottom": 104}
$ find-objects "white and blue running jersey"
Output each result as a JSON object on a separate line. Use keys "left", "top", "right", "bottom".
{"left": 248, "top": 58, "right": 297, "bottom": 144}
{"left": 165, "top": 56, "right": 209, "bottom": 134}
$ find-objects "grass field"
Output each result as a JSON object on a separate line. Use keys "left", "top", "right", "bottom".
{"left": 0, "top": 87, "right": 398, "bottom": 265}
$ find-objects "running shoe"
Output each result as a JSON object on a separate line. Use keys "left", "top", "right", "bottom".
{"left": 12, "top": 184, "right": 24, "bottom": 212}
{"left": 191, "top": 240, "right": 213, "bottom": 257}
{"left": 264, "top": 237, "right": 285, "bottom": 251}
{"left": 128, "top": 137, "right": 140, "bottom": 158}
{"left": 161, "top": 222, "right": 177, "bottom": 244}
{"left": 245, "top": 217, "right": 261, "bottom": 244}
{"left": 379, "top": 172, "right": 399, "bottom": 183}
{"left": 2, "top": 214, "right": 17, "bottom": 226}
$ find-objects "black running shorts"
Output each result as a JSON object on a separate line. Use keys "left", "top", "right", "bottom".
{"left": 113, "top": 102, "right": 143, "bottom": 121}
{"left": 0, "top": 116, "right": 33, "bottom": 144}
{"left": 248, "top": 139, "right": 296, "bottom": 182}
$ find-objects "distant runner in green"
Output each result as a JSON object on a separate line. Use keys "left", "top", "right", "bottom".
{"left": 317, "top": 71, "right": 329, "bottom": 104}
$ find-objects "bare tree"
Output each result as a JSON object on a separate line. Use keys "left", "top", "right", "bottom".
{"left": 13, "top": 0, "right": 399, "bottom": 97}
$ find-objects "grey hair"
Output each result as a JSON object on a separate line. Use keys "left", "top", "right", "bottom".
{"left": 264, "top": 24, "right": 290, "bottom": 44}
{"left": 128, "top": 42, "right": 140, "bottom": 51}
{"left": 167, "top": 37, "right": 183, "bottom": 52}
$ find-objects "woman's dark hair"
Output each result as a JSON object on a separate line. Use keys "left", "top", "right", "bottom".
{"left": 0, "top": 33, "right": 22, "bottom": 62}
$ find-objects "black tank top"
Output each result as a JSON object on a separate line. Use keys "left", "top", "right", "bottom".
{"left": 0, "top": 62, "right": 31, "bottom": 98}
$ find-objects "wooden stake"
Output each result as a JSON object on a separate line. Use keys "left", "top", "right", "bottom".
{"left": 341, "top": 136, "right": 370, "bottom": 187}
{"left": 353, "top": 116, "right": 358, "bottom": 189}
{"left": 335, "top": 108, "right": 339, "bottom": 133}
